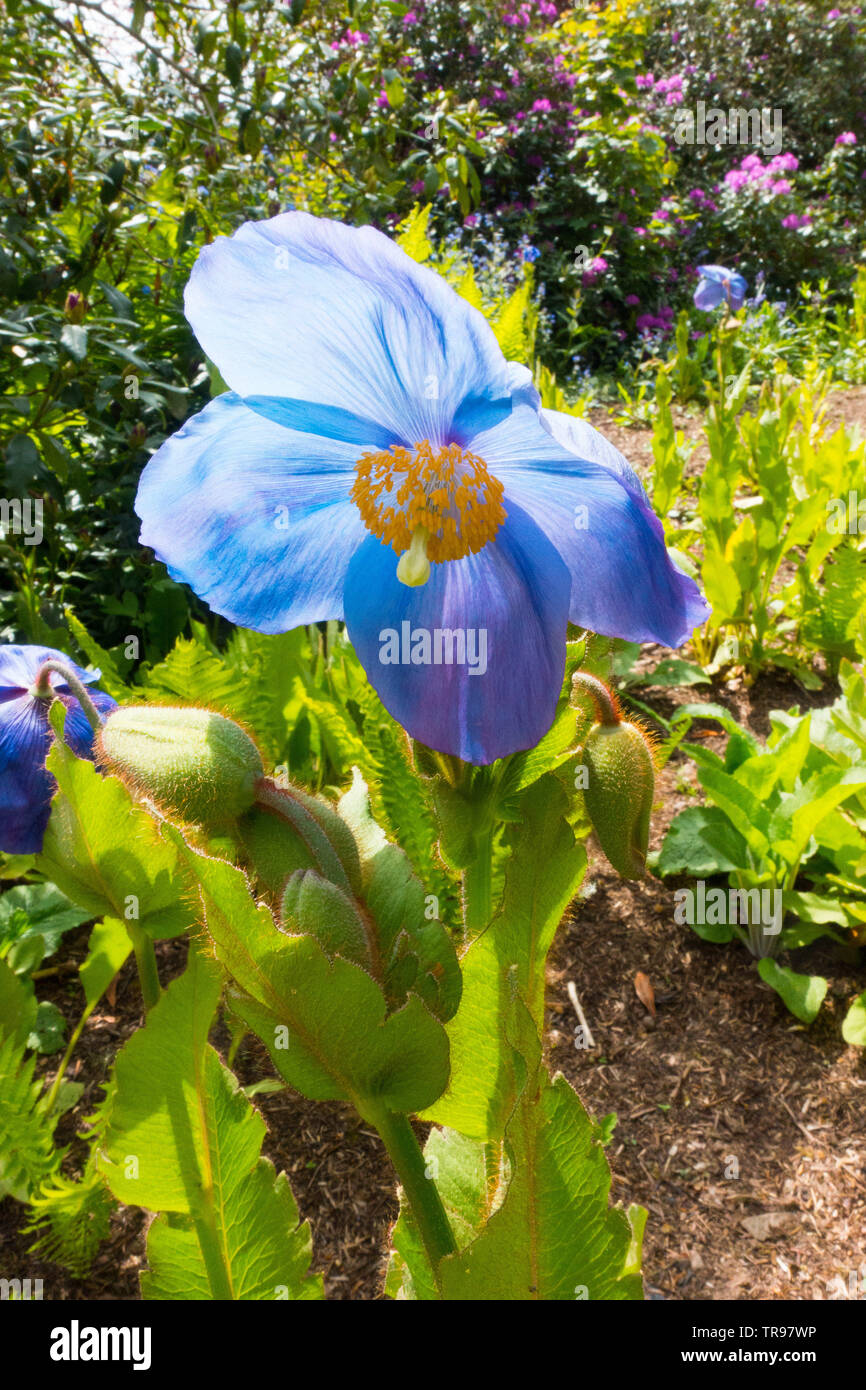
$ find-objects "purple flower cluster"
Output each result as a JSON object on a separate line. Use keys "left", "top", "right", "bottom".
{"left": 724, "top": 151, "right": 799, "bottom": 195}
{"left": 636, "top": 305, "right": 675, "bottom": 334}
{"left": 581, "top": 255, "right": 608, "bottom": 286}
{"left": 835, "top": 131, "right": 858, "bottom": 146}
{"left": 637, "top": 73, "right": 685, "bottom": 106}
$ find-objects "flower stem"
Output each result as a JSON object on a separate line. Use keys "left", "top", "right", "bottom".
{"left": 571, "top": 672, "right": 620, "bottom": 726}
{"left": 463, "top": 826, "right": 494, "bottom": 944}
{"left": 126, "top": 920, "right": 161, "bottom": 1012}
{"left": 44, "top": 998, "right": 97, "bottom": 1115}
{"left": 368, "top": 1106, "right": 456, "bottom": 1291}
{"left": 32, "top": 659, "right": 104, "bottom": 734}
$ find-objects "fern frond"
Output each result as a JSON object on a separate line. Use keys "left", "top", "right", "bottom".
{"left": 0, "top": 965, "right": 64, "bottom": 1203}
{"left": 25, "top": 1161, "right": 114, "bottom": 1279}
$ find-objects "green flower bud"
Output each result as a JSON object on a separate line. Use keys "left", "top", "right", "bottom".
{"left": 582, "top": 716, "right": 655, "bottom": 881}
{"left": 235, "top": 781, "right": 362, "bottom": 899}
{"left": 97, "top": 705, "right": 264, "bottom": 826}
{"left": 64, "top": 291, "right": 86, "bottom": 323}
{"left": 280, "top": 868, "right": 372, "bottom": 971}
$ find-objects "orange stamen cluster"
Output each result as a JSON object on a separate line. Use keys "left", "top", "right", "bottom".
{"left": 352, "top": 440, "right": 506, "bottom": 564}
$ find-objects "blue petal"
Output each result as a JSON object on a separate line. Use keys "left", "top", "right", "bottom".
{"left": 697, "top": 266, "right": 733, "bottom": 283}
{"left": 184, "top": 211, "right": 513, "bottom": 447}
{"left": 727, "top": 275, "right": 748, "bottom": 310}
{"left": 0, "top": 696, "right": 54, "bottom": 853}
{"left": 465, "top": 403, "right": 710, "bottom": 647}
{"left": 0, "top": 686, "right": 116, "bottom": 854}
{"left": 136, "top": 393, "right": 369, "bottom": 631}
{"left": 0, "top": 644, "right": 102, "bottom": 695}
{"left": 343, "top": 502, "right": 571, "bottom": 764}
{"left": 694, "top": 279, "right": 725, "bottom": 310}
{"left": 63, "top": 690, "right": 117, "bottom": 760}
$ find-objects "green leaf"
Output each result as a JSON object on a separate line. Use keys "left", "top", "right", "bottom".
{"left": 629, "top": 657, "right": 711, "bottom": 688}
{"left": 171, "top": 833, "right": 450, "bottom": 1116}
{"left": 423, "top": 776, "right": 586, "bottom": 1140}
{"left": 756, "top": 959, "right": 828, "bottom": 1024}
{"left": 696, "top": 765, "right": 771, "bottom": 858}
{"left": 37, "top": 741, "right": 195, "bottom": 939}
{"left": 80, "top": 917, "right": 133, "bottom": 1006}
{"left": 783, "top": 767, "right": 866, "bottom": 863}
{"left": 0, "top": 882, "right": 91, "bottom": 971}
{"left": 842, "top": 990, "right": 866, "bottom": 1046}
{"left": 395, "top": 989, "right": 642, "bottom": 1300}
{"left": 396, "top": 204, "right": 434, "bottom": 264}
{"left": 64, "top": 608, "right": 131, "bottom": 700}
{"left": 27, "top": 1000, "right": 67, "bottom": 1055}
{"left": 136, "top": 635, "right": 240, "bottom": 714}
{"left": 656, "top": 806, "right": 749, "bottom": 877}
{"left": 24, "top": 1156, "right": 114, "bottom": 1278}
{"left": 60, "top": 324, "right": 88, "bottom": 362}
{"left": 100, "top": 953, "right": 322, "bottom": 1300}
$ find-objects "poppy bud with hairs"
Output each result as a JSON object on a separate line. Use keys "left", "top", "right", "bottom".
{"left": 571, "top": 672, "right": 655, "bottom": 880}
{"left": 96, "top": 705, "right": 264, "bottom": 826}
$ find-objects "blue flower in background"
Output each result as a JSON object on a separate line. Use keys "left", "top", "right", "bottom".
{"left": 136, "top": 212, "right": 708, "bottom": 763}
{"left": 694, "top": 264, "right": 748, "bottom": 312}
{"left": 0, "top": 647, "right": 117, "bottom": 853}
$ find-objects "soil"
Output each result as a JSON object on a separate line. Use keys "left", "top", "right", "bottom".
{"left": 2, "top": 392, "right": 865, "bottom": 1304}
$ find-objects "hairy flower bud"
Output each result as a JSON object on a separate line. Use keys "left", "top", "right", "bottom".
{"left": 280, "top": 868, "right": 372, "bottom": 970}
{"left": 582, "top": 718, "right": 655, "bottom": 879}
{"left": 96, "top": 705, "right": 264, "bottom": 826}
{"left": 572, "top": 673, "right": 654, "bottom": 880}
{"left": 234, "top": 780, "right": 363, "bottom": 899}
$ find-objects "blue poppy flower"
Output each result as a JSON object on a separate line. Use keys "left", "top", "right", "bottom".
{"left": 135, "top": 213, "right": 709, "bottom": 763}
{"left": 0, "top": 646, "right": 117, "bottom": 854}
{"left": 694, "top": 264, "right": 748, "bottom": 312}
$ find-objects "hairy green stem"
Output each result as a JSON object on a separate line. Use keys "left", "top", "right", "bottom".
{"left": 570, "top": 672, "right": 620, "bottom": 726}
{"left": 370, "top": 1106, "right": 457, "bottom": 1290}
{"left": 126, "top": 920, "right": 161, "bottom": 1012}
{"left": 32, "top": 659, "right": 104, "bottom": 734}
{"left": 462, "top": 826, "right": 494, "bottom": 944}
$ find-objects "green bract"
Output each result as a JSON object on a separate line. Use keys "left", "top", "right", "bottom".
{"left": 96, "top": 705, "right": 264, "bottom": 827}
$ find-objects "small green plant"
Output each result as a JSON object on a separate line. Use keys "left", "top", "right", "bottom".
{"left": 651, "top": 665, "right": 866, "bottom": 1034}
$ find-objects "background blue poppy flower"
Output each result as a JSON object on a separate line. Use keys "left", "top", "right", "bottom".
{"left": 0, "top": 646, "right": 117, "bottom": 853}
{"left": 136, "top": 212, "right": 709, "bottom": 764}
{"left": 694, "top": 264, "right": 748, "bottom": 312}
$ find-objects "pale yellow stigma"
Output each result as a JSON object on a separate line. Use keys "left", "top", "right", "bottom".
{"left": 396, "top": 526, "right": 431, "bottom": 587}
{"left": 351, "top": 440, "right": 506, "bottom": 587}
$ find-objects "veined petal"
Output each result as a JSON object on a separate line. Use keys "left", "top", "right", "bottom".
{"left": 135, "top": 393, "right": 369, "bottom": 632}
{"left": 0, "top": 645, "right": 102, "bottom": 696}
{"left": 343, "top": 502, "right": 571, "bottom": 764}
{"left": 694, "top": 279, "right": 725, "bottom": 310}
{"left": 63, "top": 690, "right": 117, "bottom": 760}
{"left": 540, "top": 407, "right": 651, "bottom": 509}
{"left": 184, "top": 211, "right": 512, "bottom": 447}
{"left": 471, "top": 404, "right": 710, "bottom": 647}
{"left": 0, "top": 696, "right": 53, "bottom": 853}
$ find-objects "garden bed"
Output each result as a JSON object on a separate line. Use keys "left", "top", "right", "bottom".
{"left": 3, "top": 665, "right": 862, "bottom": 1303}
